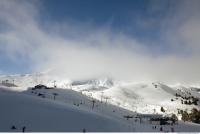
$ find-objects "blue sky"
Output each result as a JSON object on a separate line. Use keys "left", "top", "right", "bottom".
{"left": 0, "top": 0, "right": 200, "bottom": 84}
{"left": 39, "top": 0, "right": 174, "bottom": 56}
{"left": 40, "top": 0, "right": 165, "bottom": 42}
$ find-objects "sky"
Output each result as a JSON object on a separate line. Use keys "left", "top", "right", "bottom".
{"left": 0, "top": 0, "right": 200, "bottom": 84}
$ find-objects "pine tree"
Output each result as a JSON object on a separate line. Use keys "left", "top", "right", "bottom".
{"left": 181, "top": 111, "right": 189, "bottom": 122}
{"left": 161, "top": 106, "right": 165, "bottom": 112}
{"left": 171, "top": 114, "right": 178, "bottom": 121}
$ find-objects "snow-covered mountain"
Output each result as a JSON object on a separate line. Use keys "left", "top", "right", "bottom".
{"left": 0, "top": 73, "right": 200, "bottom": 115}
{"left": 0, "top": 73, "right": 200, "bottom": 132}
{"left": 72, "top": 77, "right": 114, "bottom": 91}
{"left": 71, "top": 79, "right": 200, "bottom": 117}
{"left": 89, "top": 82, "right": 200, "bottom": 115}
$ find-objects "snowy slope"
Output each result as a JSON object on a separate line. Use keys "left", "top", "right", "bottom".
{"left": 0, "top": 88, "right": 130, "bottom": 132}
{"left": 23, "top": 87, "right": 135, "bottom": 121}
{"left": 78, "top": 82, "right": 200, "bottom": 115}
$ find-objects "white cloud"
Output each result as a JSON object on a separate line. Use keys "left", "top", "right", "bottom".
{"left": 1, "top": 0, "right": 200, "bottom": 85}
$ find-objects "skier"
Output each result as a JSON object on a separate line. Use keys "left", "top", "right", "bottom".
{"left": 160, "top": 126, "right": 163, "bottom": 131}
{"left": 171, "top": 127, "right": 174, "bottom": 132}
{"left": 83, "top": 128, "right": 86, "bottom": 133}
{"left": 22, "top": 126, "right": 26, "bottom": 132}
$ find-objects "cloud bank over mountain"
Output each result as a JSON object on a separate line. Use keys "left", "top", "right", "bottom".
{"left": 0, "top": 0, "right": 200, "bottom": 84}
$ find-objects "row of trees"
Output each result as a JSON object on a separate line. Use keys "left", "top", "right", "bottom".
{"left": 175, "top": 93, "right": 199, "bottom": 105}
{"left": 180, "top": 99, "right": 198, "bottom": 105}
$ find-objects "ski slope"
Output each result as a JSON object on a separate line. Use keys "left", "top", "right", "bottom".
{"left": 73, "top": 81, "right": 200, "bottom": 115}
{"left": 0, "top": 88, "right": 130, "bottom": 132}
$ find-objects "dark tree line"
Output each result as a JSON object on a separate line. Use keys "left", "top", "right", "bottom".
{"left": 175, "top": 93, "right": 199, "bottom": 105}
{"left": 179, "top": 108, "right": 200, "bottom": 124}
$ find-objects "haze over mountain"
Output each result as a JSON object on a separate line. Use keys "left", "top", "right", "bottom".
{"left": 1, "top": 0, "right": 200, "bottom": 85}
